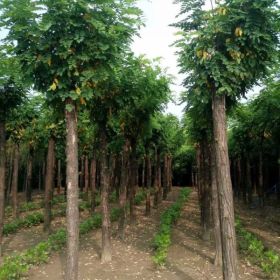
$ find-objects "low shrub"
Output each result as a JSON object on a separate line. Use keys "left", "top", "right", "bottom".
{"left": 134, "top": 190, "right": 146, "bottom": 205}
{"left": 0, "top": 206, "right": 122, "bottom": 279}
{"left": 236, "top": 218, "right": 280, "bottom": 279}
{"left": 152, "top": 188, "right": 191, "bottom": 265}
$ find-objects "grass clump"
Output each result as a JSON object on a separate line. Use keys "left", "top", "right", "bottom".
{"left": 134, "top": 189, "right": 146, "bottom": 205}
{"left": 3, "top": 212, "right": 44, "bottom": 235}
{"left": 236, "top": 218, "right": 280, "bottom": 279}
{"left": 152, "top": 188, "right": 191, "bottom": 266}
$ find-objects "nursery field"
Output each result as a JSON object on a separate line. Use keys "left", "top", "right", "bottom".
{"left": 0, "top": 0, "right": 280, "bottom": 280}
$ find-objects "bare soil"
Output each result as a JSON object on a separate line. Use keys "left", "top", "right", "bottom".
{"left": 25, "top": 188, "right": 267, "bottom": 280}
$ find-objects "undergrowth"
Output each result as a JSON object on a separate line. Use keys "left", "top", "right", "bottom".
{"left": 0, "top": 189, "right": 144, "bottom": 279}
{"left": 152, "top": 188, "right": 191, "bottom": 266}
{"left": 0, "top": 207, "right": 122, "bottom": 280}
{"left": 236, "top": 218, "right": 280, "bottom": 279}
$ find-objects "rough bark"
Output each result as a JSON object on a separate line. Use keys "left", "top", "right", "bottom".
{"left": 118, "top": 140, "right": 130, "bottom": 239}
{"left": 11, "top": 143, "right": 19, "bottom": 218}
{"left": 145, "top": 155, "right": 152, "bottom": 216}
{"left": 212, "top": 93, "right": 238, "bottom": 280}
{"left": 0, "top": 122, "right": 6, "bottom": 256}
{"left": 90, "top": 157, "right": 97, "bottom": 213}
{"left": 44, "top": 137, "right": 55, "bottom": 233}
{"left": 100, "top": 130, "right": 112, "bottom": 263}
{"left": 210, "top": 143, "right": 222, "bottom": 266}
{"left": 65, "top": 100, "right": 79, "bottom": 280}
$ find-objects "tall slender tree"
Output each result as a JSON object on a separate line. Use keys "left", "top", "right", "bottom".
{"left": 1, "top": 0, "right": 142, "bottom": 277}
{"left": 174, "top": 0, "right": 279, "bottom": 279}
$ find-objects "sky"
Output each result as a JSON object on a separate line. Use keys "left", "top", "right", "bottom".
{"left": 132, "top": 0, "right": 185, "bottom": 119}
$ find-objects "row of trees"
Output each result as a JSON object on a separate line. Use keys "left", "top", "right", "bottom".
{"left": 0, "top": 0, "right": 182, "bottom": 279}
{"left": 175, "top": 0, "right": 279, "bottom": 280}
{"left": 229, "top": 80, "right": 280, "bottom": 206}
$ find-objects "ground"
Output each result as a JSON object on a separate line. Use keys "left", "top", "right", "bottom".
{"left": 7, "top": 188, "right": 271, "bottom": 280}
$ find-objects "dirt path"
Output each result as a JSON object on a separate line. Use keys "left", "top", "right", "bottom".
{"left": 27, "top": 188, "right": 267, "bottom": 280}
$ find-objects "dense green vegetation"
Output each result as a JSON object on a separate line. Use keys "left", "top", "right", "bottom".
{"left": 153, "top": 188, "right": 191, "bottom": 265}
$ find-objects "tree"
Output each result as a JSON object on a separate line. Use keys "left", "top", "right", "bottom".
{"left": 1, "top": 0, "right": 142, "bottom": 277}
{"left": 174, "top": 0, "right": 279, "bottom": 279}
{"left": 0, "top": 48, "right": 25, "bottom": 256}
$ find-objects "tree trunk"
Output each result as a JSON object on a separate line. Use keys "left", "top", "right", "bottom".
{"left": 42, "top": 160, "right": 46, "bottom": 191}
{"left": 246, "top": 157, "right": 252, "bottom": 205}
{"left": 157, "top": 152, "right": 162, "bottom": 204}
{"left": 38, "top": 162, "right": 42, "bottom": 192}
{"left": 6, "top": 150, "right": 13, "bottom": 204}
{"left": 167, "top": 155, "right": 172, "bottom": 192}
{"left": 84, "top": 156, "right": 89, "bottom": 199}
{"left": 118, "top": 140, "right": 130, "bottom": 239}
{"left": 163, "top": 154, "right": 168, "bottom": 200}
{"left": 65, "top": 100, "right": 79, "bottom": 280}
{"left": 11, "top": 143, "right": 19, "bottom": 218}
{"left": 57, "top": 159, "right": 62, "bottom": 195}
{"left": 90, "top": 157, "right": 97, "bottom": 213}
{"left": 129, "top": 146, "right": 137, "bottom": 223}
{"left": 0, "top": 122, "right": 6, "bottom": 256}
{"left": 26, "top": 150, "right": 33, "bottom": 202}
{"left": 142, "top": 157, "right": 145, "bottom": 188}
{"left": 153, "top": 147, "right": 159, "bottom": 208}
{"left": 145, "top": 155, "right": 152, "bottom": 216}
{"left": 278, "top": 149, "right": 280, "bottom": 205}
{"left": 211, "top": 143, "right": 222, "bottom": 266}
{"left": 80, "top": 156, "right": 85, "bottom": 192}
{"left": 212, "top": 93, "right": 238, "bottom": 280}
{"left": 100, "top": 130, "right": 112, "bottom": 263}
{"left": 44, "top": 137, "right": 55, "bottom": 233}
{"left": 257, "top": 152, "right": 264, "bottom": 207}
{"left": 201, "top": 143, "right": 211, "bottom": 241}
{"left": 109, "top": 155, "right": 116, "bottom": 193}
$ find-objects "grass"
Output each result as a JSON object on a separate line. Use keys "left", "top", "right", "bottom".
{"left": 152, "top": 187, "right": 191, "bottom": 266}
{"left": 0, "top": 189, "right": 144, "bottom": 279}
{"left": 236, "top": 218, "right": 280, "bottom": 279}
